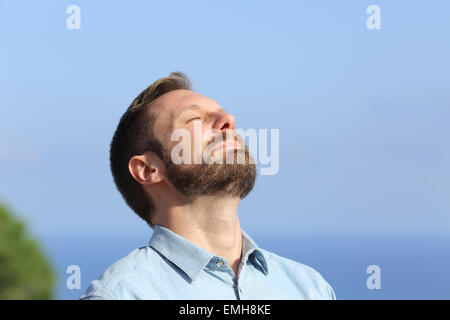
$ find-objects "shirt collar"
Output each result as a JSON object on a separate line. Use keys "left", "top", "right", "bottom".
{"left": 148, "top": 224, "right": 268, "bottom": 281}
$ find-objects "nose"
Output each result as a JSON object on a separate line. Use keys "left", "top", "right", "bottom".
{"left": 212, "top": 111, "right": 235, "bottom": 133}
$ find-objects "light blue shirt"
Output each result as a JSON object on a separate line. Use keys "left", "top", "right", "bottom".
{"left": 80, "top": 225, "right": 336, "bottom": 300}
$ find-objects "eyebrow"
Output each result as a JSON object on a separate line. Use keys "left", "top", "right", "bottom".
{"left": 173, "top": 104, "right": 201, "bottom": 119}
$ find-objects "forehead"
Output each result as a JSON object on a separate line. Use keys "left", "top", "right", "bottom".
{"left": 153, "top": 89, "right": 218, "bottom": 113}
{"left": 150, "top": 89, "right": 221, "bottom": 124}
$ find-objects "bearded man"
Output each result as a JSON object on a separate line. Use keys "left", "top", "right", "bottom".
{"left": 80, "top": 72, "right": 336, "bottom": 300}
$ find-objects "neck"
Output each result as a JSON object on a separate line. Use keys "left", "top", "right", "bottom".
{"left": 152, "top": 194, "right": 243, "bottom": 278}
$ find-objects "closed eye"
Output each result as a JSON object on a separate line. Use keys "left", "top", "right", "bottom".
{"left": 186, "top": 117, "right": 202, "bottom": 123}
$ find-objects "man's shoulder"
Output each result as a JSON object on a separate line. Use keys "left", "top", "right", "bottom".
{"left": 79, "top": 245, "right": 158, "bottom": 300}
{"left": 259, "top": 248, "right": 336, "bottom": 299}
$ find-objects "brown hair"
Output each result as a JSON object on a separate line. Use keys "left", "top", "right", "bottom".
{"left": 109, "top": 72, "right": 192, "bottom": 229}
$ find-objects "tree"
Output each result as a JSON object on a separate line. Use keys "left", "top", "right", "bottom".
{"left": 0, "top": 203, "right": 55, "bottom": 299}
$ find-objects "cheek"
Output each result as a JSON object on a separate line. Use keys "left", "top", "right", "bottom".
{"left": 180, "top": 127, "right": 204, "bottom": 160}
{"left": 190, "top": 125, "right": 210, "bottom": 148}
{"left": 169, "top": 124, "right": 212, "bottom": 162}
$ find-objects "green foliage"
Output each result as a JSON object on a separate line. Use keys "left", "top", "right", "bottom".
{"left": 0, "top": 204, "right": 55, "bottom": 299}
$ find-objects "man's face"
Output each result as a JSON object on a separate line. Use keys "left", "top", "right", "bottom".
{"left": 152, "top": 89, "right": 241, "bottom": 163}
{"left": 149, "top": 89, "right": 256, "bottom": 199}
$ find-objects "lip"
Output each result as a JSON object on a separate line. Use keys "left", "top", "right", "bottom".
{"left": 212, "top": 139, "right": 241, "bottom": 152}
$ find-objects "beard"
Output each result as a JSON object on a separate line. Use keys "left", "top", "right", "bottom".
{"left": 161, "top": 135, "right": 257, "bottom": 200}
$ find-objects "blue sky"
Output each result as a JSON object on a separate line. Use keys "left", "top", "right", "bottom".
{"left": 1, "top": 0, "right": 450, "bottom": 242}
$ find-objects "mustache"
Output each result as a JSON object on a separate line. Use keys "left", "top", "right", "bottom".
{"left": 206, "top": 132, "right": 242, "bottom": 150}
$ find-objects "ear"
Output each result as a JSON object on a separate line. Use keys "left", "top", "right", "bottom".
{"left": 128, "top": 151, "right": 165, "bottom": 186}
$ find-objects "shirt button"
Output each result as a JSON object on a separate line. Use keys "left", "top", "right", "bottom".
{"left": 216, "top": 260, "right": 224, "bottom": 268}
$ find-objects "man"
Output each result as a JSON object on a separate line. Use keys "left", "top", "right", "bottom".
{"left": 80, "top": 72, "right": 336, "bottom": 300}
